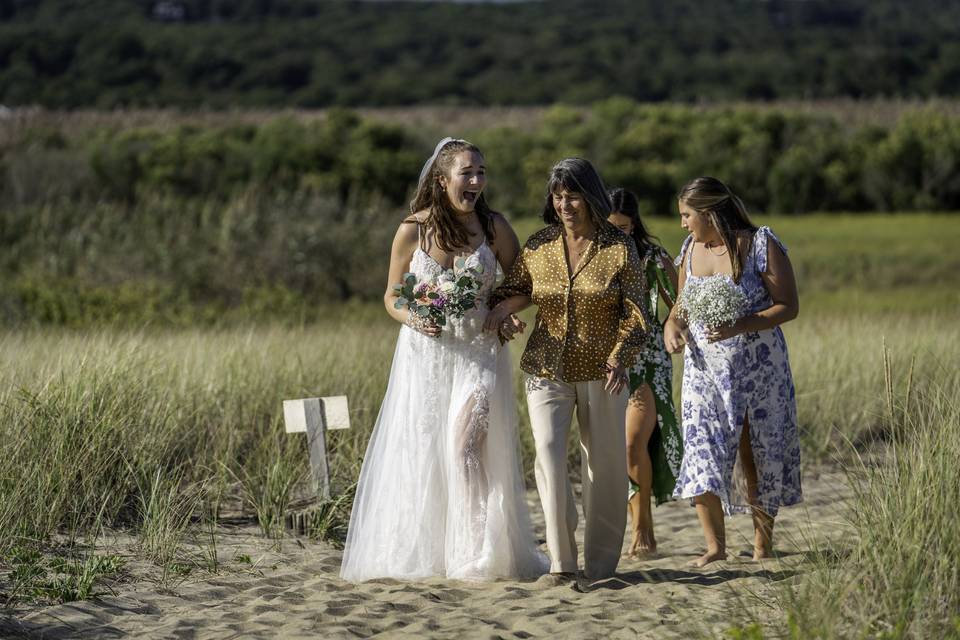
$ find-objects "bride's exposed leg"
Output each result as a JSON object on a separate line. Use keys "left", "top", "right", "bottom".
{"left": 449, "top": 383, "right": 491, "bottom": 566}
{"left": 454, "top": 385, "right": 490, "bottom": 485}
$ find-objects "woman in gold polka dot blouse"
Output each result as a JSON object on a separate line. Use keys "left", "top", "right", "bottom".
{"left": 486, "top": 157, "right": 650, "bottom": 581}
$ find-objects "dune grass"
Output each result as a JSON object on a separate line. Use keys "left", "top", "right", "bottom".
{"left": 727, "top": 346, "right": 960, "bottom": 639}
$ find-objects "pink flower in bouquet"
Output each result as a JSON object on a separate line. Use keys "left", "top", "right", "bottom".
{"left": 414, "top": 282, "right": 436, "bottom": 303}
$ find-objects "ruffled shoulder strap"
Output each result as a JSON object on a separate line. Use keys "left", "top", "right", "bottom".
{"left": 676, "top": 234, "right": 694, "bottom": 274}
{"left": 675, "top": 235, "right": 694, "bottom": 266}
{"left": 753, "top": 226, "right": 788, "bottom": 273}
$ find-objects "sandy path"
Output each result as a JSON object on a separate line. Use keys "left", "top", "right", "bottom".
{"left": 3, "top": 468, "right": 849, "bottom": 639}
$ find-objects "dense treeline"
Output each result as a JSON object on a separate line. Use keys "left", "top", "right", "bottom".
{"left": 2, "top": 0, "right": 960, "bottom": 108}
{"left": 3, "top": 100, "right": 960, "bottom": 324}
{"left": 6, "top": 101, "right": 960, "bottom": 215}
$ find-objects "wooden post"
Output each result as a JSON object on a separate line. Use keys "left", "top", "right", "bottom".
{"left": 283, "top": 396, "right": 350, "bottom": 500}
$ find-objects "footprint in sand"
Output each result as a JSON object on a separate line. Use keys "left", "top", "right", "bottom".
{"left": 324, "top": 603, "right": 357, "bottom": 617}
{"left": 421, "top": 588, "right": 470, "bottom": 603}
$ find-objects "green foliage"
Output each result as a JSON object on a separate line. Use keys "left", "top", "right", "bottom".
{"left": 302, "top": 485, "right": 356, "bottom": 549}
{"left": 79, "top": 113, "right": 421, "bottom": 203}
{"left": 0, "top": 191, "right": 400, "bottom": 326}
{"left": 2, "top": 1, "right": 960, "bottom": 107}
{"left": 2, "top": 546, "right": 125, "bottom": 604}
{"left": 231, "top": 434, "right": 305, "bottom": 541}
{"left": 3, "top": 103, "right": 960, "bottom": 323}
{"left": 2, "top": 307, "right": 959, "bottom": 628}
{"left": 746, "top": 363, "right": 960, "bottom": 639}
{"left": 725, "top": 624, "right": 767, "bottom": 640}
{"left": 8, "top": 102, "right": 960, "bottom": 223}
{"left": 135, "top": 467, "right": 205, "bottom": 567}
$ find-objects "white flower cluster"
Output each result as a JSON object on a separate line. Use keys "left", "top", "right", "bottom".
{"left": 678, "top": 275, "right": 747, "bottom": 329}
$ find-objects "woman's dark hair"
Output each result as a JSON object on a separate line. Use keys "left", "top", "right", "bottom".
{"left": 408, "top": 139, "right": 495, "bottom": 252}
{"left": 541, "top": 158, "right": 612, "bottom": 227}
{"left": 678, "top": 176, "right": 757, "bottom": 283}
{"left": 608, "top": 187, "right": 662, "bottom": 256}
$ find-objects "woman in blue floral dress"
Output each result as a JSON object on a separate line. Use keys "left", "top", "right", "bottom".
{"left": 664, "top": 177, "right": 802, "bottom": 568}
{"left": 607, "top": 188, "right": 682, "bottom": 558}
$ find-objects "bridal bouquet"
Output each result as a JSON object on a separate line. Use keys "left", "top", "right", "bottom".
{"left": 677, "top": 275, "right": 747, "bottom": 329}
{"left": 394, "top": 257, "right": 485, "bottom": 328}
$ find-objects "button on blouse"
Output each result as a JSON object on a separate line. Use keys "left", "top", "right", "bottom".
{"left": 491, "top": 223, "right": 650, "bottom": 382}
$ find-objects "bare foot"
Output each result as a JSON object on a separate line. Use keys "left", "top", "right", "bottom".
{"left": 627, "top": 528, "right": 657, "bottom": 557}
{"left": 753, "top": 528, "right": 773, "bottom": 560}
{"left": 686, "top": 550, "right": 727, "bottom": 568}
{"left": 752, "top": 544, "right": 773, "bottom": 561}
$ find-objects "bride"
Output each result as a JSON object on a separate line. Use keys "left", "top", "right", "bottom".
{"left": 340, "top": 138, "right": 548, "bottom": 582}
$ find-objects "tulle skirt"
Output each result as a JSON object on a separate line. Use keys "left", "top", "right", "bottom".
{"left": 340, "top": 319, "right": 548, "bottom": 582}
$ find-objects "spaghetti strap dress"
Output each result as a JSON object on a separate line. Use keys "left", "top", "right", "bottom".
{"left": 340, "top": 229, "right": 548, "bottom": 582}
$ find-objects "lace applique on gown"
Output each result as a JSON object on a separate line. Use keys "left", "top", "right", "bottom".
{"left": 340, "top": 241, "right": 548, "bottom": 581}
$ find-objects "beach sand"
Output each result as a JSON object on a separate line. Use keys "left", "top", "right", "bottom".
{"left": 2, "top": 468, "right": 849, "bottom": 639}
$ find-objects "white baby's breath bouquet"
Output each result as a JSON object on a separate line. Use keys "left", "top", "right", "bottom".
{"left": 677, "top": 275, "right": 748, "bottom": 329}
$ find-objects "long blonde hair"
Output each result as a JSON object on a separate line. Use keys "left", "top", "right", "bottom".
{"left": 678, "top": 176, "right": 757, "bottom": 283}
{"left": 407, "top": 140, "right": 494, "bottom": 252}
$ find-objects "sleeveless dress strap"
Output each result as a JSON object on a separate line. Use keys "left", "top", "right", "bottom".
{"left": 653, "top": 246, "right": 678, "bottom": 302}
{"left": 754, "top": 226, "right": 788, "bottom": 273}
{"left": 676, "top": 234, "right": 694, "bottom": 276}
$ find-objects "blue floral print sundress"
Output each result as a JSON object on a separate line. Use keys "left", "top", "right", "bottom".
{"left": 672, "top": 227, "right": 803, "bottom": 516}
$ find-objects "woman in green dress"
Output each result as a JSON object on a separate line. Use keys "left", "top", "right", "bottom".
{"left": 608, "top": 188, "right": 682, "bottom": 557}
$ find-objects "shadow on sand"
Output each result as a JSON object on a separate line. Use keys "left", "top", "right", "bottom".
{"left": 577, "top": 566, "right": 799, "bottom": 592}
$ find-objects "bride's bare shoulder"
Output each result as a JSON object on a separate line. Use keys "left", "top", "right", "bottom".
{"left": 406, "top": 209, "right": 429, "bottom": 224}
{"left": 393, "top": 212, "right": 425, "bottom": 250}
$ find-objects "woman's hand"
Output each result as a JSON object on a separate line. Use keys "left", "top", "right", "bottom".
{"left": 485, "top": 304, "right": 526, "bottom": 341}
{"left": 706, "top": 318, "right": 746, "bottom": 343}
{"left": 498, "top": 314, "right": 527, "bottom": 341}
{"left": 602, "top": 362, "right": 629, "bottom": 395}
{"left": 405, "top": 312, "right": 442, "bottom": 338}
{"left": 483, "top": 303, "right": 512, "bottom": 333}
{"left": 664, "top": 318, "right": 687, "bottom": 353}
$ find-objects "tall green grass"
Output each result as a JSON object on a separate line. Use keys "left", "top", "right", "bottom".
{"left": 2, "top": 309, "right": 956, "bottom": 538}
{"left": 730, "top": 345, "right": 960, "bottom": 638}
{"left": 0, "top": 323, "right": 394, "bottom": 595}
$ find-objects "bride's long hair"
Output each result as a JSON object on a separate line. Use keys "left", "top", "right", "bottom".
{"left": 408, "top": 140, "right": 495, "bottom": 252}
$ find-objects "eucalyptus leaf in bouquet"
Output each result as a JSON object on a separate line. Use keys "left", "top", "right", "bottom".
{"left": 393, "top": 259, "right": 486, "bottom": 330}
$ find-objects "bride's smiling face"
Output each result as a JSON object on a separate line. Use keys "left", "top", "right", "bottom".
{"left": 439, "top": 150, "right": 486, "bottom": 213}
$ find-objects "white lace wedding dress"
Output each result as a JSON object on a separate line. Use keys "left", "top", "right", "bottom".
{"left": 340, "top": 241, "right": 548, "bottom": 582}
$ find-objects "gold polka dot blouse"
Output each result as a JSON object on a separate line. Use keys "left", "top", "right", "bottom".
{"left": 491, "top": 223, "right": 651, "bottom": 382}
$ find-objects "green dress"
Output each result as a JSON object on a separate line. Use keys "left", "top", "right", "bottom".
{"left": 627, "top": 245, "right": 682, "bottom": 505}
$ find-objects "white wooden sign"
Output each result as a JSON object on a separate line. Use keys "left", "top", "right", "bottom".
{"left": 283, "top": 396, "right": 350, "bottom": 499}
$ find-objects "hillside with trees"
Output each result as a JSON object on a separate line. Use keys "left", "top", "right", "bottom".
{"left": 2, "top": 0, "right": 959, "bottom": 107}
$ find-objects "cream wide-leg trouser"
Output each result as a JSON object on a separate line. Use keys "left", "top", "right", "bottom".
{"left": 525, "top": 376, "right": 628, "bottom": 579}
